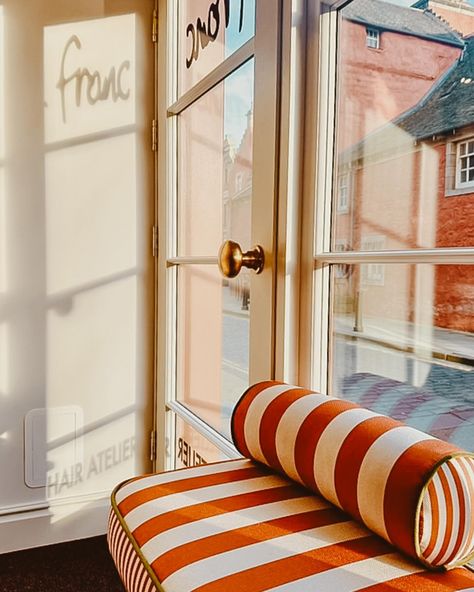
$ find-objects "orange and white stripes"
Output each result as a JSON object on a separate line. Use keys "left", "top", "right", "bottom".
{"left": 109, "top": 458, "right": 474, "bottom": 591}
{"left": 107, "top": 509, "right": 159, "bottom": 592}
{"left": 231, "top": 381, "right": 474, "bottom": 568}
{"left": 420, "top": 456, "right": 474, "bottom": 568}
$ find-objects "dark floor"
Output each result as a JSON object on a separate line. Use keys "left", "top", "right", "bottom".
{"left": 0, "top": 536, "right": 125, "bottom": 592}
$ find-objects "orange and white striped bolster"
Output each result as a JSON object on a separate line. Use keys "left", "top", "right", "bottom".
{"left": 231, "top": 380, "right": 474, "bottom": 569}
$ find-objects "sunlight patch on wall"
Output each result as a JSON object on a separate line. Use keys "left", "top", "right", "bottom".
{"left": 45, "top": 133, "right": 137, "bottom": 295}
{"left": 46, "top": 278, "right": 138, "bottom": 500}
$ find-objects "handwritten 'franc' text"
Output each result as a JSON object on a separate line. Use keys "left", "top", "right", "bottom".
{"left": 57, "top": 34, "right": 131, "bottom": 124}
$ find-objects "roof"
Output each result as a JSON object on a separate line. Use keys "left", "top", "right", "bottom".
{"left": 412, "top": 0, "right": 474, "bottom": 15}
{"left": 343, "top": 0, "right": 464, "bottom": 47}
{"left": 396, "top": 35, "right": 474, "bottom": 139}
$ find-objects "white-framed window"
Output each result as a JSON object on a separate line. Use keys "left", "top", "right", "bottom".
{"left": 337, "top": 173, "right": 350, "bottom": 212}
{"left": 334, "top": 240, "right": 351, "bottom": 279}
{"left": 235, "top": 172, "right": 243, "bottom": 193}
{"left": 366, "top": 28, "right": 380, "bottom": 49}
{"left": 456, "top": 138, "right": 474, "bottom": 188}
{"left": 361, "top": 236, "right": 385, "bottom": 286}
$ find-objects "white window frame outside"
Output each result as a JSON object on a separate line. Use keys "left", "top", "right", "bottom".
{"left": 366, "top": 28, "right": 380, "bottom": 49}
{"left": 361, "top": 236, "right": 385, "bottom": 286}
{"left": 235, "top": 171, "right": 243, "bottom": 193}
{"left": 456, "top": 138, "right": 474, "bottom": 189}
{"left": 337, "top": 172, "right": 350, "bottom": 213}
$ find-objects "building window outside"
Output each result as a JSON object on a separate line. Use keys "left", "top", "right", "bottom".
{"left": 337, "top": 173, "right": 350, "bottom": 212}
{"left": 334, "top": 240, "right": 351, "bottom": 279}
{"left": 366, "top": 28, "right": 380, "bottom": 49}
{"left": 361, "top": 236, "right": 385, "bottom": 286}
{"left": 235, "top": 172, "right": 243, "bottom": 193}
{"left": 457, "top": 138, "right": 474, "bottom": 188}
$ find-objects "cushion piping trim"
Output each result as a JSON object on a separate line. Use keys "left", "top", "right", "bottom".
{"left": 414, "top": 452, "right": 474, "bottom": 570}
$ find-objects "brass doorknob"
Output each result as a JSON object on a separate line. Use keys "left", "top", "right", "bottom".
{"left": 218, "top": 240, "right": 265, "bottom": 278}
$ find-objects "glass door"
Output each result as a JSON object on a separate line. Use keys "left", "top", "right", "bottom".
{"left": 157, "top": 0, "right": 281, "bottom": 468}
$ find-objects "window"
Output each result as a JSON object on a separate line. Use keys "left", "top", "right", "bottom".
{"left": 457, "top": 139, "right": 474, "bottom": 188}
{"left": 337, "top": 173, "right": 350, "bottom": 212}
{"left": 306, "top": 0, "right": 474, "bottom": 460}
{"left": 366, "top": 28, "right": 380, "bottom": 49}
{"left": 235, "top": 172, "right": 243, "bottom": 193}
{"left": 334, "top": 241, "right": 351, "bottom": 279}
{"left": 361, "top": 237, "right": 385, "bottom": 286}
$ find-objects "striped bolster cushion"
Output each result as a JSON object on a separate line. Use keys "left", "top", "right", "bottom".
{"left": 231, "top": 380, "right": 474, "bottom": 569}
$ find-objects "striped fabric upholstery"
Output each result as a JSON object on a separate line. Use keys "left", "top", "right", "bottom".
{"left": 420, "top": 457, "right": 474, "bottom": 568}
{"left": 109, "top": 458, "right": 474, "bottom": 591}
{"left": 108, "top": 508, "right": 159, "bottom": 591}
{"left": 231, "top": 381, "right": 474, "bottom": 569}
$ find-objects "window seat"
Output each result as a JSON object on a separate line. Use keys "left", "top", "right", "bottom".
{"left": 108, "top": 381, "right": 474, "bottom": 592}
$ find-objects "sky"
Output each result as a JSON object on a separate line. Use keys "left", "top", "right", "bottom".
{"left": 224, "top": 0, "right": 255, "bottom": 148}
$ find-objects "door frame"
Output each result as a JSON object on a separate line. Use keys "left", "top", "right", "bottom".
{"left": 154, "top": 0, "right": 287, "bottom": 470}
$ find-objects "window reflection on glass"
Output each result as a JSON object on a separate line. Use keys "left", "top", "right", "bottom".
{"left": 333, "top": 0, "right": 474, "bottom": 251}
{"left": 178, "top": 0, "right": 255, "bottom": 95}
{"left": 174, "top": 415, "right": 226, "bottom": 470}
{"left": 178, "top": 58, "right": 254, "bottom": 257}
{"left": 176, "top": 265, "right": 249, "bottom": 439}
{"left": 330, "top": 264, "right": 474, "bottom": 450}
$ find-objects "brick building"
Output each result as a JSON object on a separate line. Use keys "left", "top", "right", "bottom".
{"left": 336, "top": 24, "right": 474, "bottom": 332}
{"left": 413, "top": 0, "right": 474, "bottom": 36}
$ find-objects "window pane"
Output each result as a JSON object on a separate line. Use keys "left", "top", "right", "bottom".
{"left": 176, "top": 265, "right": 249, "bottom": 439}
{"left": 469, "top": 169, "right": 474, "bottom": 181}
{"left": 177, "top": 59, "right": 254, "bottom": 257}
{"left": 330, "top": 264, "right": 474, "bottom": 450}
{"left": 174, "top": 415, "right": 227, "bottom": 469}
{"left": 461, "top": 170, "right": 467, "bottom": 183}
{"left": 178, "top": 0, "right": 255, "bottom": 96}
{"left": 460, "top": 143, "right": 467, "bottom": 156}
{"left": 332, "top": 1, "right": 469, "bottom": 251}
{"left": 468, "top": 140, "right": 474, "bottom": 154}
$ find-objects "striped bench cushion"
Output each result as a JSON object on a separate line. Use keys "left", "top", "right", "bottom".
{"left": 109, "top": 458, "right": 474, "bottom": 592}
{"left": 231, "top": 381, "right": 474, "bottom": 569}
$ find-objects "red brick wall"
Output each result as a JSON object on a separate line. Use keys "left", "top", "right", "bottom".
{"left": 434, "top": 143, "right": 474, "bottom": 331}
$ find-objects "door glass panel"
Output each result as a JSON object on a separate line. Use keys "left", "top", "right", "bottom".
{"left": 176, "top": 265, "right": 249, "bottom": 438}
{"left": 174, "top": 415, "right": 227, "bottom": 469}
{"left": 177, "top": 58, "right": 254, "bottom": 257}
{"left": 178, "top": 0, "right": 255, "bottom": 95}
{"left": 331, "top": 0, "right": 471, "bottom": 252}
{"left": 330, "top": 263, "right": 474, "bottom": 450}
